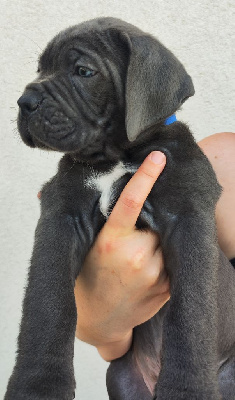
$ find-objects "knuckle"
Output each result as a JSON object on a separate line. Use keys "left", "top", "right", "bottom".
{"left": 127, "top": 249, "right": 145, "bottom": 271}
{"left": 121, "top": 195, "right": 142, "bottom": 211}
{"left": 96, "top": 233, "right": 116, "bottom": 256}
{"left": 102, "top": 240, "right": 116, "bottom": 255}
{"left": 146, "top": 269, "right": 160, "bottom": 287}
{"left": 146, "top": 257, "right": 163, "bottom": 287}
{"left": 138, "top": 165, "right": 156, "bottom": 180}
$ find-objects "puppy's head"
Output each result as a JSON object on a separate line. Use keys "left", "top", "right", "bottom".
{"left": 17, "top": 17, "right": 194, "bottom": 162}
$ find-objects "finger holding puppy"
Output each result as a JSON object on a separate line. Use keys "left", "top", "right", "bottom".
{"left": 74, "top": 152, "right": 169, "bottom": 361}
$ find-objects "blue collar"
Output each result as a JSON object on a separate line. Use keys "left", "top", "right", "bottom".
{"left": 164, "top": 114, "right": 177, "bottom": 125}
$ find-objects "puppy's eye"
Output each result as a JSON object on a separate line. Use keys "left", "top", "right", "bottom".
{"left": 75, "top": 66, "right": 96, "bottom": 78}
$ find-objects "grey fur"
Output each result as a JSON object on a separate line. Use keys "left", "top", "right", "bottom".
{"left": 4, "top": 17, "right": 235, "bottom": 400}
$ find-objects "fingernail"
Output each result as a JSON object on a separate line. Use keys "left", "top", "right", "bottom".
{"left": 150, "top": 151, "right": 165, "bottom": 165}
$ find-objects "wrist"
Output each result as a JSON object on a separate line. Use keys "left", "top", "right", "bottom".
{"left": 96, "top": 330, "right": 133, "bottom": 362}
{"left": 76, "top": 316, "right": 133, "bottom": 348}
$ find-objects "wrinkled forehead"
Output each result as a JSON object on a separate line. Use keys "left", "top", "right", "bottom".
{"left": 38, "top": 18, "right": 136, "bottom": 73}
{"left": 38, "top": 33, "right": 104, "bottom": 72}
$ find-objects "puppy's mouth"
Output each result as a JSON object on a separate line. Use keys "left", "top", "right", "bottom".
{"left": 17, "top": 110, "right": 77, "bottom": 152}
{"left": 32, "top": 129, "right": 77, "bottom": 151}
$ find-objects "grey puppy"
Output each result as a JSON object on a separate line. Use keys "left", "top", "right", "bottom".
{"left": 4, "top": 17, "right": 235, "bottom": 400}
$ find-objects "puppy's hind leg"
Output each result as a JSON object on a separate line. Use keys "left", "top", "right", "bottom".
{"left": 217, "top": 251, "right": 235, "bottom": 399}
{"left": 219, "top": 360, "right": 235, "bottom": 400}
{"left": 106, "top": 351, "right": 152, "bottom": 400}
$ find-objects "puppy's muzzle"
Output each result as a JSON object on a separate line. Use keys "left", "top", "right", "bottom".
{"left": 17, "top": 91, "right": 42, "bottom": 116}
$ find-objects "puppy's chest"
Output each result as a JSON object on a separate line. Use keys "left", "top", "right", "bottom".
{"left": 85, "top": 161, "right": 137, "bottom": 218}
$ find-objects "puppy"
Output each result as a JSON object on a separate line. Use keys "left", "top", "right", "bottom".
{"left": 4, "top": 17, "right": 235, "bottom": 400}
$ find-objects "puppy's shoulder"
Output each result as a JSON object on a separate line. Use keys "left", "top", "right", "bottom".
{"left": 38, "top": 155, "right": 97, "bottom": 215}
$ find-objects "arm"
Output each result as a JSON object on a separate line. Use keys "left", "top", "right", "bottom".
{"left": 199, "top": 132, "right": 235, "bottom": 259}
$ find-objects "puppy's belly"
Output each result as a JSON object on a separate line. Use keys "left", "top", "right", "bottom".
{"left": 85, "top": 161, "right": 136, "bottom": 218}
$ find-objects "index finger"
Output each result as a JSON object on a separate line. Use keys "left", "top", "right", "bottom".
{"left": 107, "top": 151, "right": 166, "bottom": 235}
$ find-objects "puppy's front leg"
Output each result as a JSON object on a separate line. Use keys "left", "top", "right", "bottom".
{"left": 4, "top": 213, "right": 80, "bottom": 400}
{"left": 154, "top": 215, "right": 221, "bottom": 400}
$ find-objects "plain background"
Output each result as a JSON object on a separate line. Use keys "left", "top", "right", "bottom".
{"left": 0, "top": 0, "right": 234, "bottom": 399}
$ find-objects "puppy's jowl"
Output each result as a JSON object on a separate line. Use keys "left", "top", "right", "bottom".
{"left": 5, "top": 18, "right": 235, "bottom": 400}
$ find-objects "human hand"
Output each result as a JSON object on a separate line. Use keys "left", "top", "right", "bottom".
{"left": 74, "top": 151, "right": 170, "bottom": 361}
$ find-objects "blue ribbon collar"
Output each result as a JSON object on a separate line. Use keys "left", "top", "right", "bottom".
{"left": 164, "top": 114, "right": 177, "bottom": 125}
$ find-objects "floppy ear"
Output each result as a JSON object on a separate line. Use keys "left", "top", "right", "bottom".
{"left": 125, "top": 34, "right": 195, "bottom": 141}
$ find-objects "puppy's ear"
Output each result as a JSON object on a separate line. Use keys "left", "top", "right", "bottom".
{"left": 125, "top": 34, "right": 195, "bottom": 141}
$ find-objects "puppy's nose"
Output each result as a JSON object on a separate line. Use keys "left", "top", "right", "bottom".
{"left": 17, "top": 91, "right": 42, "bottom": 115}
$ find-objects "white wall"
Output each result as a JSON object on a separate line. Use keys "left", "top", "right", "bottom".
{"left": 0, "top": 0, "right": 234, "bottom": 399}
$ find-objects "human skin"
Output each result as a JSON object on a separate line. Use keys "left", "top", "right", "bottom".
{"left": 74, "top": 132, "right": 235, "bottom": 361}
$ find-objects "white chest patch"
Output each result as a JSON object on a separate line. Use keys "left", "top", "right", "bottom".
{"left": 85, "top": 161, "right": 136, "bottom": 218}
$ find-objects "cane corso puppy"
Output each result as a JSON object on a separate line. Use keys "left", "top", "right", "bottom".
{"left": 5, "top": 17, "right": 235, "bottom": 400}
